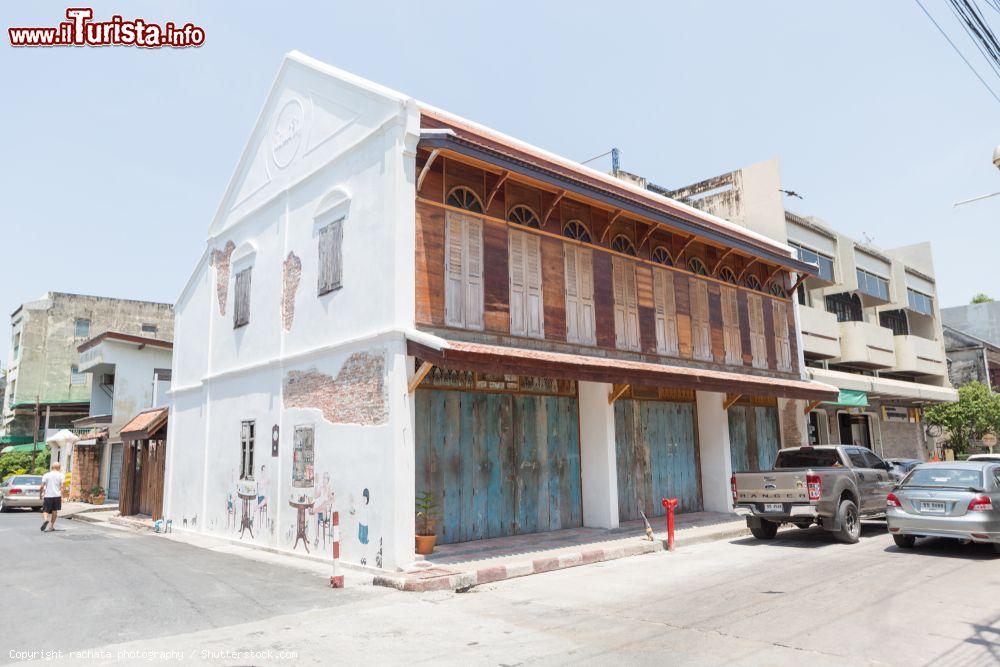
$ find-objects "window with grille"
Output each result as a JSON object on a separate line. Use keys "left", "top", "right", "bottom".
{"left": 768, "top": 281, "right": 788, "bottom": 298}
{"left": 508, "top": 205, "right": 540, "bottom": 229}
{"left": 651, "top": 246, "right": 672, "bottom": 266}
{"left": 240, "top": 420, "right": 256, "bottom": 480}
{"left": 744, "top": 275, "right": 762, "bottom": 291}
{"left": 563, "top": 219, "right": 592, "bottom": 243}
{"left": 879, "top": 309, "right": 909, "bottom": 336}
{"left": 446, "top": 186, "right": 483, "bottom": 213}
{"left": 611, "top": 234, "right": 637, "bottom": 256}
{"left": 70, "top": 365, "right": 86, "bottom": 386}
{"left": 825, "top": 292, "right": 863, "bottom": 322}
{"left": 719, "top": 267, "right": 738, "bottom": 284}
{"left": 318, "top": 219, "right": 344, "bottom": 295}
{"left": 141, "top": 323, "right": 157, "bottom": 336}
{"left": 687, "top": 257, "right": 708, "bottom": 276}
{"left": 233, "top": 267, "right": 252, "bottom": 328}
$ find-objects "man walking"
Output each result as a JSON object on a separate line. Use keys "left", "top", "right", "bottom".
{"left": 39, "top": 462, "right": 64, "bottom": 532}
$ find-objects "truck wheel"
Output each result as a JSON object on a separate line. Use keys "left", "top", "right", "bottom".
{"left": 748, "top": 518, "right": 779, "bottom": 540}
{"left": 892, "top": 534, "right": 916, "bottom": 549}
{"left": 833, "top": 499, "right": 861, "bottom": 544}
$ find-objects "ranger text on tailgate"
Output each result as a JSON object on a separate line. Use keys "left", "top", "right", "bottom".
{"left": 732, "top": 445, "right": 894, "bottom": 543}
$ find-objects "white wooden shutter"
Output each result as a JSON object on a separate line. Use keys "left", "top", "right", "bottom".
{"left": 445, "top": 213, "right": 466, "bottom": 327}
{"left": 577, "top": 248, "right": 596, "bottom": 345}
{"left": 689, "top": 278, "right": 711, "bottom": 360}
{"left": 773, "top": 300, "right": 791, "bottom": 371}
{"left": 721, "top": 286, "right": 742, "bottom": 365}
{"left": 509, "top": 230, "right": 527, "bottom": 336}
{"left": 652, "top": 268, "right": 679, "bottom": 355}
{"left": 612, "top": 256, "right": 627, "bottom": 348}
{"left": 525, "top": 233, "right": 544, "bottom": 338}
{"left": 464, "top": 216, "right": 484, "bottom": 330}
{"left": 748, "top": 293, "right": 767, "bottom": 368}
{"left": 564, "top": 245, "right": 580, "bottom": 343}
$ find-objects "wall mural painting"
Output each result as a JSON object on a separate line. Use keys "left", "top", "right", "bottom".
{"left": 224, "top": 462, "right": 273, "bottom": 541}
{"left": 289, "top": 424, "right": 316, "bottom": 552}
{"left": 351, "top": 487, "right": 375, "bottom": 566}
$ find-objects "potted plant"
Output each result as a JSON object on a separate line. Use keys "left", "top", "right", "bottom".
{"left": 89, "top": 485, "right": 106, "bottom": 505}
{"left": 415, "top": 491, "right": 438, "bottom": 555}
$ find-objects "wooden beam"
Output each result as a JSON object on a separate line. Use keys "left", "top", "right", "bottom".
{"left": 789, "top": 273, "right": 808, "bottom": 294}
{"left": 711, "top": 248, "right": 736, "bottom": 276}
{"left": 737, "top": 258, "right": 760, "bottom": 283}
{"left": 637, "top": 222, "right": 658, "bottom": 251}
{"left": 674, "top": 235, "right": 697, "bottom": 264}
{"left": 803, "top": 399, "right": 823, "bottom": 415}
{"left": 764, "top": 266, "right": 784, "bottom": 288}
{"left": 600, "top": 209, "right": 625, "bottom": 243}
{"left": 608, "top": 383, "right": 631, "bottom": 405}
{"left": 408, "top": 361, "right": 434, "bottom": 394}
{"left": 484, "top": 170, "right": 510, "bottom": 211}
{"left": 723, "top": 394, "right": 743, "bottom": 410}
{"left": 416, "top": 149, "right": 441, "bottom": 193}
{"left": 541, "top": 190, "right": 566, "bottom": 229}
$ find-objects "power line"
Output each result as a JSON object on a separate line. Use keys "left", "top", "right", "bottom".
{"left": 914, "top": 0, "right": 1000, "bottom": 104}
{"left": 946, "top": 0, "right": 1000, "bottom": 79}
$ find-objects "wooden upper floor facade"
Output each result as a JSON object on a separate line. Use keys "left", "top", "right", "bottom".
{"left": 413, "top": 115, "right": 813, "bottom": 380}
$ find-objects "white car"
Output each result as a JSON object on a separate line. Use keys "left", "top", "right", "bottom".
{"left": 0, "top": 475, "right": 44, "bottom": 512}
{"left": 967, "top": 454, "right": 1000, "bottom": 462}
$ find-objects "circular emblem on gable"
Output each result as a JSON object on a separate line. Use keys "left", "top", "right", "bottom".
{"left": 272, "top": 99, "right": 305, "bottom": 169}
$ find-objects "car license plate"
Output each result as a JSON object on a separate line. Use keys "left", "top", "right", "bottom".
{"left": 920, "top": 501, "right": 946, "bottom": 513}
{"left": 764, "top": 503, "right": 784, "bottom": 513}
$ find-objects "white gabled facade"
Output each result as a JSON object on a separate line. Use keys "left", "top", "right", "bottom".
{"left": 166, "top": 52, "right": 421, "bottom": 570}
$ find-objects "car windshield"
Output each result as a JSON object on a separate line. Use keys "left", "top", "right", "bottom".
{"left": 774, "top": 449, "right": 842, "bottom": 468}
{"left": 11, "top": 476, "right": 42, "bottom": 486}
{"left": 903, "top": 468, "right": 983, "bottom": 489}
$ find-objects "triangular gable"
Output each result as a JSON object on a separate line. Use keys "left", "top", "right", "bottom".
{"left": 208, "top": 51, "right": 415, "bottom": 238}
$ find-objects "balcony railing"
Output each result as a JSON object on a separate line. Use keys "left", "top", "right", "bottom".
{"left": 798, "top": 305, "right": 840, "bottom": 359}
{"left": 892, "top": 334, "right": 947, "bottom": 377}
{"left": 836, "top": 320, "right": 896, "bottom": 368}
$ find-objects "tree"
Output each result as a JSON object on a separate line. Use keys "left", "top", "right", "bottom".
{"left": 924, "top": 381, "right": 1000, "bottom": 455}
{"left": 971, "top": 293, "right": 994, "bottom": 304}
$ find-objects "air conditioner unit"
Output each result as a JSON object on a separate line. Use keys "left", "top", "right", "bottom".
{"left": 99, "top": 373, "right": 115, "bottom": 386}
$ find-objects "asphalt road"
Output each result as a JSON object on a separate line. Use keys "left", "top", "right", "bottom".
{"left": 2, "top": 510, "right": 998, "bottom": 666}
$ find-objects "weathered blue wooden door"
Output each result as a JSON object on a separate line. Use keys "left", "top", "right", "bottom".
{"left": 727, "top": 403, "right": 781, "bottom": 472}
{"left": 415, "top": 389, "right": 581, "bottom": 544}
{"left": 615, "top": 399, "right": 702, "bottom": 521}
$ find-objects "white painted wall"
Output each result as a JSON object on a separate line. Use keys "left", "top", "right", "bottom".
{"left": 578, "top": 381, "right": 619, "bottom": 529}
{"left": 166, "top": 53, "right": 420, "bottom": 570}
{"left": 696, "top": 391, "right": 734, "bottom": 514}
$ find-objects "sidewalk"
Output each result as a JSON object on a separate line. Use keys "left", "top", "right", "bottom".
{"left": 60, "top": 500, "right": 117, "bottom": 518}
{"left": 374, "top": 511, "right": 757, "bottom": 592}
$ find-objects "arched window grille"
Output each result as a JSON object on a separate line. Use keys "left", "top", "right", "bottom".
{"left": 507, "top": 205, "right": 540, "bottom": 229}
{"left": 611, "top": 234, "right": 637, "bottom": 256}
{"left": 651, "top": 246, "right": 672, "bottom": 266}
{"left": 446, "top": 186, "right": 483, "bottom": 213}
{"left": 744, "top": 275, "right": 763, "bottom": 291}
{"left": 718, "top": 267, "right": 738, "bottom": 284}
{"left": 563, "top": 219, "right": 592, "bottom": 243}
{"left": 687, "top": 257, "right": 708, "bottom": 276}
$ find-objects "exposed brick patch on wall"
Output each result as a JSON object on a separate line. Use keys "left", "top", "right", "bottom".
{"left": 780, "top": 398, "right": 805, "bottom": 447}
{"left": 282, "top": 251, "right": 302, "bottom": 332}
{"left": 879, "top": 419, "right": 926, "bottom": 460}
{"left": 284, "top": 351, "right": 388, "bottom": 425}
{"left": 69, "top": 445, "right": 100, "bottom": 502}
{"left": 210, "top": 240, "right": 236, "bottom": 316}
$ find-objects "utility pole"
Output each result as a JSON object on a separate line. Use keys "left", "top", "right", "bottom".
{"left": 32, "top": 395, "right": 40, "bottom": 469}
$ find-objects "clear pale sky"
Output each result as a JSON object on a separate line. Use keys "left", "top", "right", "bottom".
{"left": 2, "top": 1, "right": 998, "bottom": 363}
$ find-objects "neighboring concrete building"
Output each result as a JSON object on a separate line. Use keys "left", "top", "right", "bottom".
{"left": 166, "top": 53, "right": 835, "bottom": 572}
{"left": 1, "top": 293, "right": 174, "bottom": 450}
{"left": 668, "top": 158, "right": 957, "bottom": 460}
{"left": 58, "top": 331, "right": 173, "bottom": 504}
{"left": 942, "top": 300, "right": 1000, "bottom": 346}
{"left": 942, "top": 324, "right": 1000, "bottom": 388}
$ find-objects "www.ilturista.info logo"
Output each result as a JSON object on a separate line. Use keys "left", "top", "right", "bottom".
{"left": 8, "top": 8, "right": 205, "bottom": 48}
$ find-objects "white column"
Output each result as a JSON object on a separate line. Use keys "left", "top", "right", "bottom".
{"left": 578, "top": 381, "right": 619, "bottom": 529}
{"left": 696, "top": 391, "right": 734, "bottom": 514}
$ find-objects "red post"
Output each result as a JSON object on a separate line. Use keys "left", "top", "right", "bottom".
{"left": 330, "top": 510, "right": 344, "bottom": 588}
{"left": 661, "top": 498, "right": 678, "bottom": 551}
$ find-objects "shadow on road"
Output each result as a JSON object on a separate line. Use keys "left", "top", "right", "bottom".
{"left": 883, "top": 536, "right": 1000, "bottom": 561}
{"left": 728, "top": 522, "right": 886, "bottom": 549}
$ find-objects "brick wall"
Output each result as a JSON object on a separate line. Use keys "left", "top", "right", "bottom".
{"left": 878, "top": 419, "right": 926, "bottom": 460}
{"left": 284, "top": 351, "right": 388, "bottom": 426}
{"left": 69, "top": 445, "right": 100, "bottom": 502}
{"left": 779, "top": 398, "right": 806, "bottom": 447}
{"left": 210, "top": 240, "right": 236, "bottom": 316}
{"left": 282, "top": 251, "right": 302, "bottom": 332}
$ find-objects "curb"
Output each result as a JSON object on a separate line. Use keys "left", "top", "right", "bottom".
{"left": 373, "top": 524, "right": 753, "bottom": 593}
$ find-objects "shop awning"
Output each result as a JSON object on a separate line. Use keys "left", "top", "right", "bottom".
{"left": 120, "top": 407, "right": 168, "bottom": 442}
{"left": 824, "top": 389, "right": 869, "bottom": 407}
{"left": 407, "top": 335, "right": 839, "bottom": 402}
{"left": 808, "top": 368, "right": 958, "bottom": 404}
{"left": 0, "top": 442, "right": 48, "bottom": 455}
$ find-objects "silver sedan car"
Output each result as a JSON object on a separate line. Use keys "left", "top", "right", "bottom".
{"left": 887, "top": 461, "right": 1000, "bottom": 554}
{"left": 0, "top": 475, "right": 44, "bottom": 512}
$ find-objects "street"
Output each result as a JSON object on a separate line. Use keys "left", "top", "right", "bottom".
{"left": 2, "top": 511, "right": 998, "bottom": 666}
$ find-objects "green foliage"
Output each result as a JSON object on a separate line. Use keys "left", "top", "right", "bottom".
{"left": 971, "top": 293, "right": 994, "bottom": 304}
{"left": 924, "top": 381, "right": 1000, "bottom": 455}
{"left": 0, "top": 449, "right": 50, "bottom": 480}
{"left": 32, "top": 466, "right": 47, "bottom": 475}
{"left": 90, "top": 485, "right": 104, "bottom": 496}
{"left": 415, "top": 491, "right": 438, "bottom": 536}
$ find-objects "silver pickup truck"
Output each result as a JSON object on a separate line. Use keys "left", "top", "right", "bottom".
{"left": 732, "top": 445, "right": 895, "bottom": 543}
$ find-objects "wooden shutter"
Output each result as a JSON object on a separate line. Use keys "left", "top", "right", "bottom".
{"left": 234, "top": 267, "right": 251, "bottom": 328}
{"left": 445, "top": 213, "right": 465, "bottom": 327}
{"left": 748, "top": 293, "right": 767, "bottom": 368}
{"left": 689, "top": 278, "right": 711, "bottom": 360}
{"left": 318, "top": 220, "right": 343, "bottom": 295}
{"left": 509, "top": 230, "right": 527, "bottom": 336}
{"left": 721, "top": 286, "right": 742, "bottom": 365}
{"left": 464, "top": 217, "right": 484, "bottom": 330}
{"left": 773, "top": 300, "right": 792, "bottom": 371}
{"left": 653, "top": 267, "right": 679, "bottom": 355}
{"left": 524, "top": 233, "right": 544, "bottom": 338}
{"left": 612, "top": 257, "right": 639, "bottom": 351}
{"left": 444, "top": 212, "right": 483, "bottom": 330}
{"left": 577, "top": 247, "right": 596, "bottom": 345}
{"left": 564, "top": 245, "right": 580, "bottom": 343}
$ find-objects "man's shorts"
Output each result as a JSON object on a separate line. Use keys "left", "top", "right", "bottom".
{"left": 43, "top": 496, "right": 62, "bottom": 512}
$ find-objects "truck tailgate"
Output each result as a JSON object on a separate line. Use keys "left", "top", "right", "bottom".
{"left": 734, "top": 471, "right": 811, "bottom": 504}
